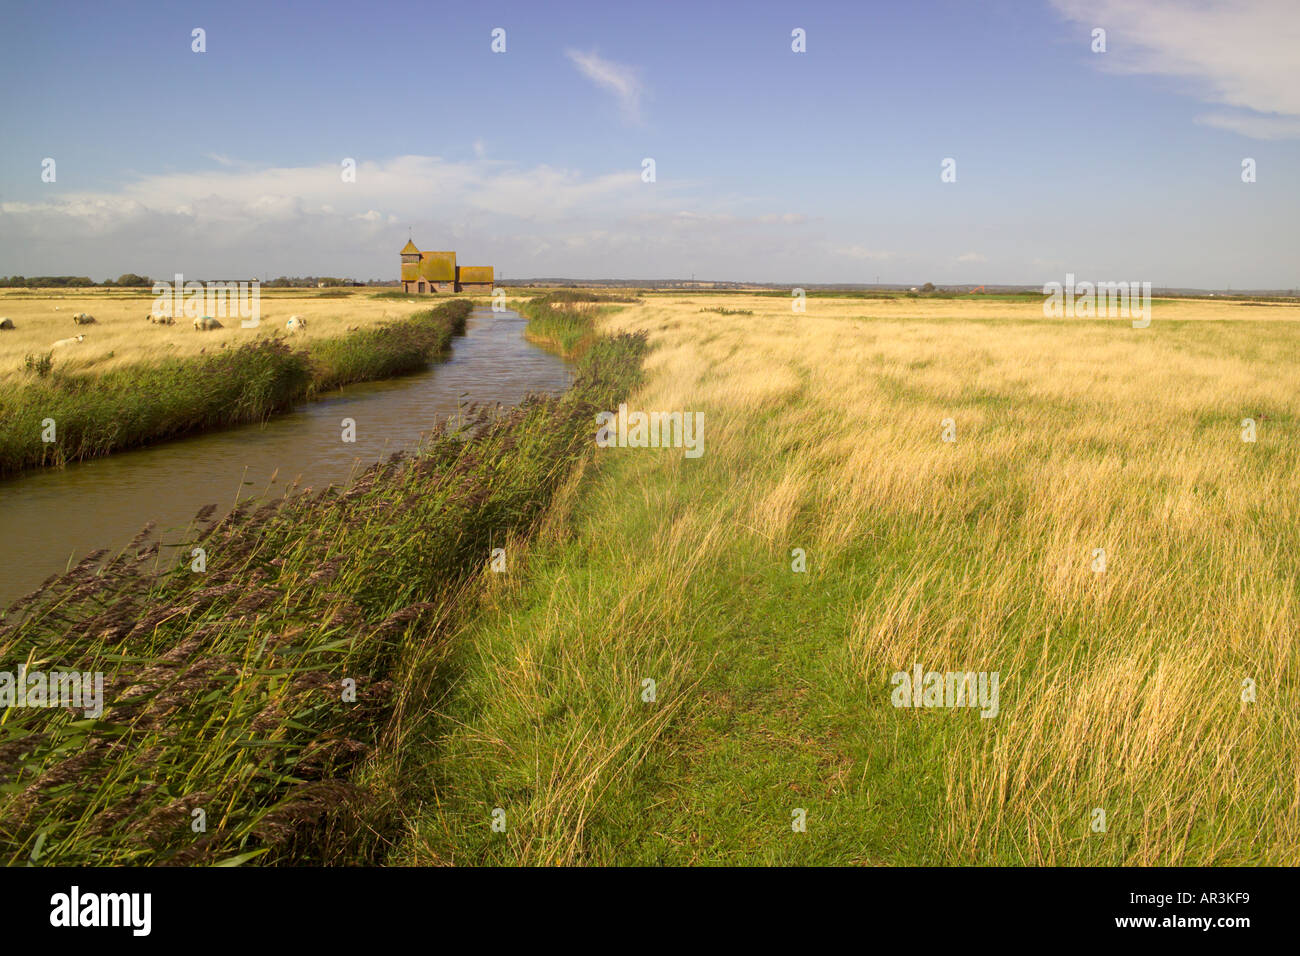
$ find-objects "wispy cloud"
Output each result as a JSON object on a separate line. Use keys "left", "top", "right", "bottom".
{"left": 956, "top": 251, "right": 987, "bottom": 263}
{"left": 835, "top": 245, "right": 895, "bottom": 261}
{"left": 1052, "top": 0, "right": 1300, "bottom": 139}
{"left": 565, "top": 49, "right": 645, "bottom": 122}
{"left": 1195, "top": 111, "right": 1300, "bottom": 140}
{"left": 0, "top": 155, "right": 802, "bottom": 279}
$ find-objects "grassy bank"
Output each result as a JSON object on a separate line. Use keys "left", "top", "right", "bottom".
{"left": 394, "top": 293, "right": 1300, "bottom": 866}
{"left": 518, "top": 291, "right": 640, "bottom": 356}
{"left": 0, "top": 305, "right": 646, "bottom": 865}
{"left": 0, "top": 300, "right": 471, "bottom": 478}
{"left": 0, "top": 287, "right": 440, "bottom": 381}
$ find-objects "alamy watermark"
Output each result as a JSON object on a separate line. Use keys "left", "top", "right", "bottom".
{"left": 1043, "top": 273, "right": 1151, "bottom": 327}
{"left": 1, "top": 664, "right": 103, "bottom": 718}
{"left": 890, "top": 665, "right": 999, "bottom": 718}
{"left": 596, "top": 403, "right": 704, "bottom": 458}
{"left": 151, "top": 273, "right": 261, "bottom": 327}
{"left": 50, "top": 886, "right": 150, "bottom": 936}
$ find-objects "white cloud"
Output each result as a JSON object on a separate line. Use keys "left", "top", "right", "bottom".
{"left": 2, "top": 156, "right": 642, "bottom": 228}
{"left": 836, "top": 245, "right": 895, "bottom": 260}
{"left": 1053, "top": 0, "right": 1300, "bottom": 138}
{"left": 0, "top": 155, "right": 811, "bottom": 280}
{"left": 1195, "top": 111, "right": 1300, "bottom": 139}
{"left": 565, "top": 49, "right": 645, "bottom": 121}
{"left": 956, "top": 251, "right": 987, "bottom": 263}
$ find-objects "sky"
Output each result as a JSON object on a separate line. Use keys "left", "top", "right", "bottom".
{"left": 0, "top": 0, "right": 1297, "bottom": 288}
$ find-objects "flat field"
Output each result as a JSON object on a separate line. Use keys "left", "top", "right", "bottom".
{"left": 396, "top": 291, "right": 1300, "bottom": 865}
{"left": 0, "top": 287, "right": 492, "bottom": 383}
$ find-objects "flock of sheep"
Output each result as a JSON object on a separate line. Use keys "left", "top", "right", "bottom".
{"left": 0, "top": 311, "right": 308, "bottom": 351}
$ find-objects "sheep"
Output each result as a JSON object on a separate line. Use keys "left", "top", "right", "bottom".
{"left": 72, "top": 312, "right": 97, "bottom": 325}
{"left": 0, "top": 318, "right": 14, "bottom": 330}
{"left": 286, "top": 315, "right": 307, "bottom": 331}
{"left": 51, "top": 334, "right": 86, "bottom": 348}
{"left": 193, "top": 316, "right": 223, "bottom": 331}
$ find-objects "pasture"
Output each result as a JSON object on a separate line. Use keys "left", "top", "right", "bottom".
{"left": 0, "top": 287, "right": 483, "bottom": 383}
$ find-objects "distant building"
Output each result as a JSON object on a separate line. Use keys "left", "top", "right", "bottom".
{"left": 400, "top": 240, "right": 494, "bottom": 294}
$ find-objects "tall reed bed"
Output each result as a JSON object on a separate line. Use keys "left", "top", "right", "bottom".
{"left": 0, "top": 301, "right": 472, "bottom": 478}
{"left": 308, "top": 300, "right": 468, "bottom": 392}
{"left": 517, "top": 291, "right": 639, "bottom": 356}
{"left": 0, "top": 315, "right": 646, "bottom": 866}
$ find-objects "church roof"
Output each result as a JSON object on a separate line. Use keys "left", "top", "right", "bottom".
{"left": 400, "top": 239, "right": 420, "bottom": 254}
{"left": 418, "top": 251, "right": 457, "bottom": 282}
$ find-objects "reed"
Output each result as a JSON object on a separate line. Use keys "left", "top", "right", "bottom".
{"left": 517, "top": 291, "right": 639, "bottom": 357}
{"left": 0, "top": 303, "right": 646, "bottom": 866}
{"left": 0, "top": 301, "right": 472, "bottom": 477}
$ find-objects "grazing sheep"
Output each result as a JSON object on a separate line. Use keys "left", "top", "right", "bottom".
{"left": 72, "top": 313, "right": 97, "bottom": 325}
{"left": 0, "top": 318, "right": 14, "bottom": 330}
{"left": 193, "top": 316, "right": 223, "bottom": 331}
{"left": 51, "top": 334, "right": 86, "bottom": 348}
{"left": 286, "top": 315, "right": 307, "bottom": 331}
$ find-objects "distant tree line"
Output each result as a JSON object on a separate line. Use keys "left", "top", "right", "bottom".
{"left": 264, "top": 276, "right": 366, "bottom": 288}
{"left": 1, "top": 274, "right": 153, "bottom": 287}
{"left": 0, "top": 275, "right": 375, "bottom": 288}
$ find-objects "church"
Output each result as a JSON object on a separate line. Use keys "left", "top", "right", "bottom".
{"left": 400, "top": 240, "right": 494, "bottom": 294}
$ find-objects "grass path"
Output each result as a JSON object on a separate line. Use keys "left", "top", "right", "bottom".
{"left": 398, "top": 294, "right": 1300, "bottom": 866}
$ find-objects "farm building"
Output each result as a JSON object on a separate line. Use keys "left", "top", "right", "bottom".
{"left": 400, "top": 240, "right": 494, "bottom": 294}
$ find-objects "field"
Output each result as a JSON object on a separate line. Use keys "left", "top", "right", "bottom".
{"left": 393, "top": 292, "right": 1300, "bottom": 865}
{"left": 0, "top": 294, "right": 475, "bottom": 476}
{"left": 4, "top": 289, "right": 1298, "bottom": 866}
{"left": 0, "top": 297, "right": 645, "bottom": 865}
{"left": 0, "top": 287, "right": 496, "bottom": 384}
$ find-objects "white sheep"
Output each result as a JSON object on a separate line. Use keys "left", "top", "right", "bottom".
{"left": 286, "top": 315, "right": 307, "bottom": 331}
{"left": 193, "top": 316, "right": 223, "bottom": 331}
{"left": 51, "top": 334, "right": 86, "bottom": 348}
{"left": 0, "top": 318, "right": 14, "bottom": 330}
{"left": 72, "top": 312, "right": 97, "bottom": 325}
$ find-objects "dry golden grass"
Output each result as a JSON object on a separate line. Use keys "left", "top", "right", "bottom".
{"left": 610, "top": 293, "right": 1300, "bottom": 863}
{"left": 0, "top": 287, "right": 460, "bottom": 382}
{"left": 412, "top": 291, "right": 1299, "bottom": 864}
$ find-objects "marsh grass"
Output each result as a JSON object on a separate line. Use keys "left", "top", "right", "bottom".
{"left": 0, "top": 301, "right": 472, "bottom": 477}
{"left": 518, "top": 291, "right": 641, "bottom": 357}
{"left": 396, "top": 293, "right": 1300, "bottom": 866}
{"left": 0, "top": 310, "right": 647, "bottom": 866}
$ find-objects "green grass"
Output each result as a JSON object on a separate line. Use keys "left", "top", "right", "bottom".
{"left": 516, "top": 291, "right": 640, "bottom": 356}
{"left": 0, "top": 308, "right": 647, "bottom": 866}
{"left": 0, "top": 301, "right": 471, "bottom": 477}
{"left": 391, "top": 302, "right": 1300, "bottom": 867}
{"left": 391, "top": 433, "right": 911, "bottom": 865}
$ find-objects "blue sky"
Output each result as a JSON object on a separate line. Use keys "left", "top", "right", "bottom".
{"left": 1, "top": 0, "right": 1297, "bottom": 287}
